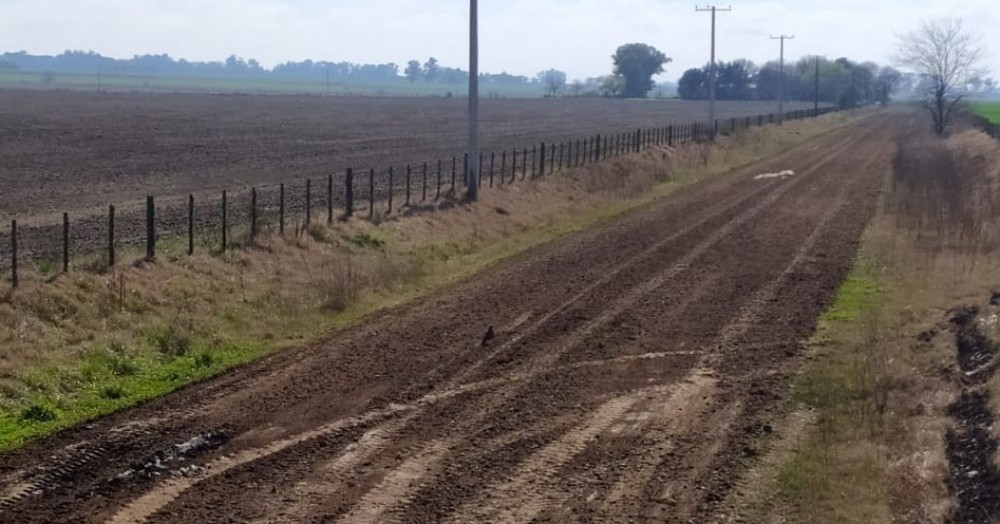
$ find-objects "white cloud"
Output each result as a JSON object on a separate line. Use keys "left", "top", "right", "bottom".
{"left": 0, "top": 0, "right": 995, "bottom": 80}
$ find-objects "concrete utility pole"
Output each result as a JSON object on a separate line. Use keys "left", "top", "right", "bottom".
{"left": 696, "top": 5, "right": 732, "bottom": 138}
{"left": 814, "top": 56, "right": 820, "bottom": 116}
{"left": 770, "top": 34, "right": 794, "bottom": 124}
{"left": 467, "top": 0, "right": 480, "bottom": 201}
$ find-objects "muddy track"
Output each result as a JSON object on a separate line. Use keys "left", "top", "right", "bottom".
{"left": 0, "top": 113, "right": 900, "bottom": 524}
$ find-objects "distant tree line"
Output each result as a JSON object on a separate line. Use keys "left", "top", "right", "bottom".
{"left": 676, "top": 57, "right": 914, "bottom": 107}
{"left": 0, "top": 50, "right": 565, "bottom": 90}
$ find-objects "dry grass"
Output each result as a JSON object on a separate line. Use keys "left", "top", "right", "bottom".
{"left": 732, "top": 115, "right": 1000, "bottom": 524}
{"left": 0, "top": 111, "right": 866, "bottom": 450}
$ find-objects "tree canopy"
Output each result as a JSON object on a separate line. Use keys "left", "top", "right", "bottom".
{"left": 612, "top": 43, "right": 671, "bottom": 98}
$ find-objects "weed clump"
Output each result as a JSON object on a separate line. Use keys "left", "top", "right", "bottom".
{"left": 100, "top": 385, "right": 128, "bottom": 400}
{"left": 148, "top": 323, "right": 193, "bottom": 357}
{"left": 346, "top": 232, "right": 386, "bottom": 250}
{"left": 21, "top": 403, "right": 57, "bottom": 423}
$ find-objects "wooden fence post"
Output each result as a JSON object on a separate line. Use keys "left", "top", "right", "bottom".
{"left": 437, "top": 160, "right": 443, "bottom": 200}
{"left": 539, "top": 143, "right": 546, "bottom": 176}
{"left": 422, "top": 163, "right": 428, "bottom": 201}
{"left": 280, "top": 183, "right": 286, "bottom": 232}
{"left": 512, "top": 149, "right": 518, "bottom": 182}
{"left": 327, "top": 174, "right": 334, "bottom": 224}
{"left": 108, "top": 205, "right": 115, "bottom": 267}
{"left": 490, "top": 153, "right": 495, "bottom": 187}
{"left": 188, "top": 195, "right": 194, "bottom": 255}
{"left": 145, "top": 196, "right": 155, "bottom": 260}
{"left": 388, "top": 166, "right": 394, "bottom": 214}
{"left": 221, "top": 190, "right": 228, "bottom": 252}
{"left": 62, "top": 212, "right": 70, "bottom": 272}
{"left": 406, "top": 165, "right": 412, "bottom": 206}
{"left": 305, "top": 179, "right": 312, "bottom": 225}
{"left": 594, "top": 134, "right": 601, "bottom": 163}
{"left": 451, "top": 157, "right": 457, "bottom": 193}
{"left": 531, "top": 146, "right": 537, "bottom": 177}
{"left": 550, "top": 143, "right": 555, "bottom": 172}
{"left": 500, "top": 151, "right": 507, "bottom": 185}
{"left": 369, "top": 168, "right": 375, "bottom": 220}
{"left": 522, "top": 148, "right": 527, "bottom": 180}
{"left": 463, "top": 154, "right": 468, "bottom": 187}
{"left": 345, "top": 169, "right": 354, "bottom": 218}
{"left": 10, "top": 220, "right": 16, "bottom": 289}
{"left": 250, "top": 187, "right": 258, "bottom": 241}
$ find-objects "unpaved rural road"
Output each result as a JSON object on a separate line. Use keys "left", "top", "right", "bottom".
{"left": 0, "top": 113, "right": 900, "bottom": 523}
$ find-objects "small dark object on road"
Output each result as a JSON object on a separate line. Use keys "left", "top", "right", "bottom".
{"left": 481, "top": 326, "right": 495, "bottom": 347}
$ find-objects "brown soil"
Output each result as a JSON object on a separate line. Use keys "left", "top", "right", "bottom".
{"left": 0, "top": 91, "right": 816, "bottom": 263}
{"left": 0, "top": 112, "right": 900, "bottom": 524}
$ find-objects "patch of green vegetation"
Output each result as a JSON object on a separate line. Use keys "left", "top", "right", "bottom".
{"left": 345, "top": 231, "right": 386, "bottom": 250}
{"left": 0, "top": 338, "right": 264, "bottom": 452}
{"left": 818, "top": 274, "right": 886, "bottom": 323}
{"left": 770, "top": 250, "right": 891, "bottom": 524}
{"left": 973, "top": 102, "right": 1000, "bottom": 124}
{"left": 35, "top": 259, "right": 56, "bottom": 277}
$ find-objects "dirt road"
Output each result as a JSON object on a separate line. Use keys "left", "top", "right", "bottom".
{"left": 0, "top": 113, "right": 900, "bottom": 524}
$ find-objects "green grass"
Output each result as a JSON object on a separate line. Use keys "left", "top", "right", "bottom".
{"left": 0, "top": 339, "right": 264, "bottom": 451}
{"left": 973, "top": 102, "right": 1000, "bottom": 124}
{"left": 769, "top": 248, "right": 892, "bottom": 524}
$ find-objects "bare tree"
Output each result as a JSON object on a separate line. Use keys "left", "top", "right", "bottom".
{"left": 896, "top": 18, "right": 984, "bottom": 134}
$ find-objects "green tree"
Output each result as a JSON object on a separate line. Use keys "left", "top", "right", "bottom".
{"left": 611, "top": 43, "right": 671, "bottom": 98}
{"left": 677, "top": 68, "right": 708, "bottom": 100}
{"left": 404, "top": 60, "right": 422, "bottom": 83}
{"left": 423, "top": 57, "right": 440, "bottom": 83}
{"left": 537, "top": 69, "right": 567, "bottom": 97}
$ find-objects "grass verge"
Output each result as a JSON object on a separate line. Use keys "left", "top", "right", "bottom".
{"left": 730, "top": 114, "right": 1000, "bottom": 523}
{"left": 0, "top": 110, "right": 867, "bottom": 452}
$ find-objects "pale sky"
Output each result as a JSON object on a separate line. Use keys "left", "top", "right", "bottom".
{"left": 0, "top": 0, "right": 996, "bottom": 81}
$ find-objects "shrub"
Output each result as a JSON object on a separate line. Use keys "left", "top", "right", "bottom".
{"left": 21, "top": 403, "right": 57, "bottom": 423}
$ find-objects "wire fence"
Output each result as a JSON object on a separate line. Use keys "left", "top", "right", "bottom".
{"left": 0, "top": 106, "right": 843, "bottom": 288}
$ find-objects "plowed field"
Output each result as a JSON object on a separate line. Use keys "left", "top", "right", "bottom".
{"left": 0, "top": 112, "right": 899, "bottom": 524}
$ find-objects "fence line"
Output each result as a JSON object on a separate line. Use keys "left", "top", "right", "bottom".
{"left": 0, "top": 106, "right": 843, "bottom": 286}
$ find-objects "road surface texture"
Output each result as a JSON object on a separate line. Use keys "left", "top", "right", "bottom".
{"left": 0, "top": 113, "right": 899, "bottom": 523}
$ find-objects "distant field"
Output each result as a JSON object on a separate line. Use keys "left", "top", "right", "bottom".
{"left": 0, "top": 70, "right": 545, "bottom": 98}
{"left": 973, "top": 101, "right": 1000, "bottom": 123}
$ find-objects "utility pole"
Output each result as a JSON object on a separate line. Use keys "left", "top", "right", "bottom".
{"left": 467, "top": 0, "right": 480, "bottom": 201}
{"left": 770, "top": 34, "right": 794, "bottom": 124}
{"left": 696, "top": 5, "right": 732, "bottom": 138}
{"left": 814, "top": 56, "right": 820, "bottom": 116}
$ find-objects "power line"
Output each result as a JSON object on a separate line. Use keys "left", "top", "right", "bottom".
{"left": 695, "top": 5, "right": 732, "bottom": 138}
{"left": 770, "top": 34, "right": 794, "bottom": 124}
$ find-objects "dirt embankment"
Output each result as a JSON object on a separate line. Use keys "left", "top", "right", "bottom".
{"left": 0, "top": 113, "right": 899, "bottom": 524}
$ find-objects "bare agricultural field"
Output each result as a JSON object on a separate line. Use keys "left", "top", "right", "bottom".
{"left": 0, "top": 90, "right": 817, "bottom": 225}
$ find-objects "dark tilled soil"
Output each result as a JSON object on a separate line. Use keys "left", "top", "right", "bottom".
{"left": 0, "top": 91, "right": 817, "bottom": 264}
{"left": 946, "top": 305, "right": 1000, "bottom": 524}
{"left": 0, "top": 113, "right": 899, "bottom": 524}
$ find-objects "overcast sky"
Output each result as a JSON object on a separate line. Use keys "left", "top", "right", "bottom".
{"left": 0, "top": 0, "right": 996, "bottom": 81}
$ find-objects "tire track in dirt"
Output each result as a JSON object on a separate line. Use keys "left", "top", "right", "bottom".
{"left": 124, "top": 127, "right": 868, "bottom": 524}
{"left": 302, "top": 118, "right": 884, "bottom": 524}
{"left": 0, "top": 115, "right": 892, "bottom": 524}
{"left": 95, "top": 129, "right": 865, "bottom": 524}
{"left": 446, "top": 124, "right": 884, "bottom": 523}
